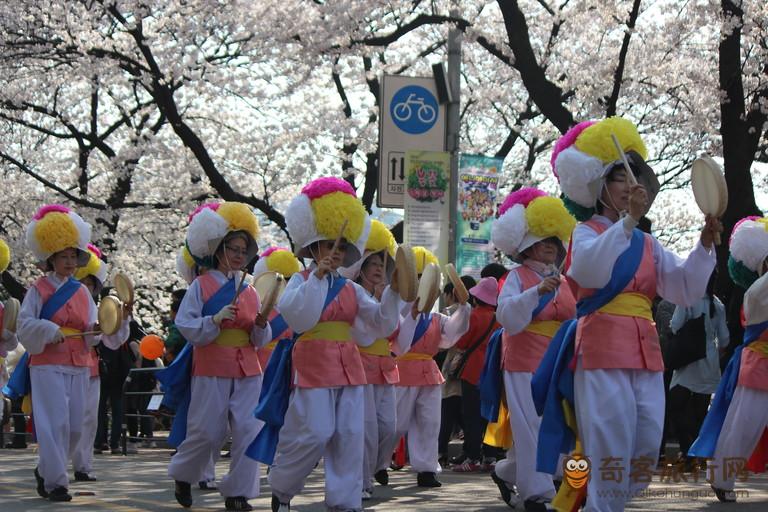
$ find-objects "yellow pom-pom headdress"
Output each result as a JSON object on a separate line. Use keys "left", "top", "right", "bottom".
{"left": 412, "top": 246, "right": 439, "bottom": 275}
{"left": 253, "top": 247, "right": 302, "bottom": 280}
{"left": 0, "top": 239, "right": 10, "bottom": 274}
{"left": 74, "top": 244, "right": 108, "bottom": 289}
{"left": 285, "top": 177, "right": 371, "bottom": 268}
{"left": 176, "top": 245, "right": 198, "bottom": 285}
{"left": 491, "top": 188, "right": 576, "bottom": 262}
{"left": 551, "top": 117, "right": 660, "bottom": 220}
{"left": 25, "top": 204, "right": 91, "bottom": 267}
{"left": 185, "top": 201, "right": 260, "bottom": 269}
{"left": 340, "top": 220, "right": 397, "bottom": 281}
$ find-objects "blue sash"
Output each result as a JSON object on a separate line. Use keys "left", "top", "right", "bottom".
{"left": 201, "top": 277, "right": 245, "bottom": 316}
{"left": 40, "top": 277, "right": 82, "bottom": 321}
{"left": 2, "top": 352, "right": 31, "bottom": 400}
{"left": 479, "top": 328, "right": 505, "bottom": 422}
{"left": 532, "top": 227, "right": 645, "bottom": 474}
{"left": 689, "top": 320, "right": 768, "bottom": 458}
{"left": 268, "top": 314, "right": 289, "bottom": 342}
{"left": 410, "top": 313, "right": 433, "bottom": 347}
{"left": 246, "top": 274, "right": 348, "bottom": 465}
{"left": 156, "top": 342, "right": 192, "bottom": 448}
{"left": 531, "top": 291, "right": 555, "bottom": 320}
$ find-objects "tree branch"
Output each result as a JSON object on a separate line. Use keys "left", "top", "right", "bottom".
{"left": 605, "top": 0, "right": 642, "bottom": 116}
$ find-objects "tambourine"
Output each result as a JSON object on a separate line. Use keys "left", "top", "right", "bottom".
{"left": 253, "top": 271, "right": 285, "bottom": 318}
{"left": 2, "top": 298, "right": 20, "bottom": 333}
{"left": 444, "top": 263, "right": 469, "bottom": 304}
{"left": 691, "top": 155, "right": 728, "bottom": 245}
{"left": 417, "top": 262, "right": 441, "bottom": 313}
{"left": 97, "top": 296, "right": 122, "bottom": 336}
{"left": 113, "top": 272, "right": 134, "bottom": 304}
{"left": 395, "top": 245, "right": 418, "bottom": 303}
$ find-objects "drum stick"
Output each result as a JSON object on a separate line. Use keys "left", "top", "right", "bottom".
{"left": 611, "top": 134, "right": 638, "bottom": 186}
{"left": 331, "top": 219, "right": 349, "bottom": 254}
{"left": 231, "top": 270, "right": 248, "bottom": 306}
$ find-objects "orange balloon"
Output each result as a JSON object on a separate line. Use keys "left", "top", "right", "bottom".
{"left": 139, "top": 334, "right": 165, "bottom": 360}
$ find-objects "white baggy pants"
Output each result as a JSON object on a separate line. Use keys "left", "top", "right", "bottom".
{"left": 362, "top": 383, "right": 397, "bottom": 490}
{"left": 71, "top": 375, "right": 100, "bottom": 474}
{"left": 391, "top": 384, "right": 441, "bottom": 474}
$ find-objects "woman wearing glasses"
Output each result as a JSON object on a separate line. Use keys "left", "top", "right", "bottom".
{"left": 168, "top": 202, "right": 270, "bottom": 512}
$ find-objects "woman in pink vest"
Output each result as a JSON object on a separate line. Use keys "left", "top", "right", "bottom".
{"left": 71, "top": 243, "right": 130, "bottom": 482}
{"left": 251, "top": 247, "right": 300, "bottom": 370}
{"left": 19, "top": 205, "right": 128, "bottom": 502}
{"left": 689, "top": 217, "right": 768, "bottom": 502}
{"left": 340, "top": 219, "right": 402, "bottom": 500}
{"left": 390, "top": 246, "right": 470, "bottom": 489}
{"left": 553, "top": 117, "right": 720, "bottom": 511}
{"left": 169, "top": 202, "right": 271, "bottom": 512}
{"left": 490, "top": 188, "right": 577, "bottom": 510}
{"left": 268, "top": 177, "right": 402, "bottom": 512}
{"left": 0, "top": 238, "right": 19, "bottom": 418}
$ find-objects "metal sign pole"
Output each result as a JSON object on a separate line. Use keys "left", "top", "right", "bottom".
{"left": 446, "top": 7, "right": 462, "bottom": 265}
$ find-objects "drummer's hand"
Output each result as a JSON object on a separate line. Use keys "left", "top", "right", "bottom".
{"left": 213, "top": 305, "right": 237, "bottom": 326}
{"left": 390, "top": 269, "right": 399, "bottom": 294}
{"left": 314, "top": 256, "right": 334, "bottom": 279}
{"left": 52, "top": 330, "right": 65, "bottom": 344}
{"left": 700, "top": 215, "right": 723, "bottom": 249}
{"left": 123, "top": 301, "right": 134, "bottom": 320}
{"left": 537, "top": 276, "right": 560, "bottom": 296}
{"left": 254, "top": 312, "right": 267, "bottom": 329}
{"left": 628, "top": 184, "right": 649, "bottom": 221}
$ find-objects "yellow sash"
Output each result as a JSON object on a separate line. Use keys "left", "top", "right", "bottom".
{"left": 60, "top": 327, "right": 84, "bottom": 338}
{"left": 525, "top": 320, "right": 562, "bottom": 338}
{"left": 359, "top": 338, "right": 391, "bottom": 356}
{"left": 397, "top": 352, "right": 433, "bottom": 361}
{"left": 597, "top": 292, "right": 653, "bottom": 321}
{"left": 551, "top": 398, "right": 587, "bottom": 511}
{"left": 483, "top": 398, "right": 513, "bottom": 449}
{"left": 215, "top": 328, "right": 250, "bottom": 347}
{"left": 297, "top": 321, "right": 351, "bottom": 343}
{"left": 264, "top": 340, "right": 278, "bottom": 351}
{"left": 747, "top": 340, "right": 768, "bottom": 357}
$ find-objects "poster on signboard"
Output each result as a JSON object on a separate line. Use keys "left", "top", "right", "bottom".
{"left": 456, "top": 154, "right": 502, "bottom": 277}
{"left": 403, "top": 150, "right": 451, "bottom": 266}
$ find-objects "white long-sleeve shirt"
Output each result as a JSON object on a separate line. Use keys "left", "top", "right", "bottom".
{"left": 395, "top": 302, "right": 471, "bottom": 355}
{"left": 567, "top": 215, "right": 716, "bottom": 307}
{"left": 497, "top": 261, "right": 558, "bottom": 335}
{"left": 277, "top": 269, "right": 400, "bottom": 347}
{"left": 175, "top": 270, "right": 271, "bottom": 348}
{"left": 18, "top": 273, "right": 130, "bottom": 374}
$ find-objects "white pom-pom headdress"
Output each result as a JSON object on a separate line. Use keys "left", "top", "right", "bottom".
{"left": 744, "top": 272, "right": 768, "bottom": 326}
{"left": 25, "top": 204, "right": 91, "bottom": 267}
{"left": 185, "top": 201, "right": 260, "bottom": 269}
{"left": 74, "top": 243, "right": 108, "bottom": 288}
{"left": 551, "top": 117, "right": 659, "bottom": 221}
{"left": 285, "top": 176, "right": 370, "bottom": 268}
{"left": 491, "top": 187, "right": 576, "bottom": 260}
{"left": 729, "top": 216, "right": 768, "bottom": 289}
{"left": 253, "top": 247, "right": 302, "bottom": 280}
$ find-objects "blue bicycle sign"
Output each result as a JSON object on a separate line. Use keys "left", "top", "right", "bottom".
{"left": 390, "top": 85, "right": 439, "bottom": 134}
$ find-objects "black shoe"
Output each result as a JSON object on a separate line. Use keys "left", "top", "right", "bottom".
{"left": 448, "top": 454, "right": 468, "bottom": 465}
{"left": 271, "top": 494, "right": 290, "bottom": 511}
{"left": 374, "top": 469, "right": 389, "bottom": 486}
{"left": 225, "top": 496, "right": 253, "bottom": 511}
{"left": 48, "top": 487, "right": 72, "bottom": 502}
{"left": 34, "top": 467, "right": 48, "bottom": 499}
{"left": 198, "top": 480, "right": 218, "bottom": 491}
{"left": 711, "top": 485, "right": 737, "bottom": 503}
{"left": 174, "top": 480, "right": 192, "bottom": 508}
{"left": 490, "top": 470, "right": 512, "bottom": 506}
{"left": 416, "top": 471, "right": 442, "bottom": 487}
{"left": 524, "top": 498, "right": 554, "bottom": 511}
{"left": 74, "top": 471, "right": 97, "bottom": 482}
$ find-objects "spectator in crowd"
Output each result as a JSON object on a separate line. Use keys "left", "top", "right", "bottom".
{"left": 654, "top": 297, "right": 676, "bottom": 464}
{"left": 668, "top": 271, "right": 729, "bottom": 471}
{"left": 164, "top": 289, "right": 187, "bottom": 364}
{"left": 450, "top": 277, "right": 501, "bottom": 472}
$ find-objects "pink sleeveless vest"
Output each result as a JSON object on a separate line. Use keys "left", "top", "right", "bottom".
{"left": 360, "top": 329, "right": 400, "bottom": 385}
{"left": 738, "top": 332, "right": 768, "bottom": 391}
{"left": 256, "top": 308, "right": 292, "bottom": 369}
{"left": 502, "top": 266, "right": 576, "bottom": 373}
{"left": 88, "top": 348, "right": 99, "bottom": 377}
{"left": 574, "top": 220, "right": 662, "bottom": 371}
{"left": 192, "top": 274, "right": 262, "bottom": 378}
{"left": 291, "top": 270, "right": 366, "bottom": 388}
{"left": 396, "top": 315, "right": 444, "bottom": 387}
{"left": 29, "top": 277, "right": 92, "bottom": 367}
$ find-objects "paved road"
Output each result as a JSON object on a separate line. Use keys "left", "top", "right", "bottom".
{"left": 1, "top": 448, "right": 767, "bottom": 510}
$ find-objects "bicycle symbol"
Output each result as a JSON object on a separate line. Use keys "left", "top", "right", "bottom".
{"left": 393, "top": 93, "right": 437, "bottom": 124}
{"left": 389, "top": 85, "right": 439, "bottom": 135}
